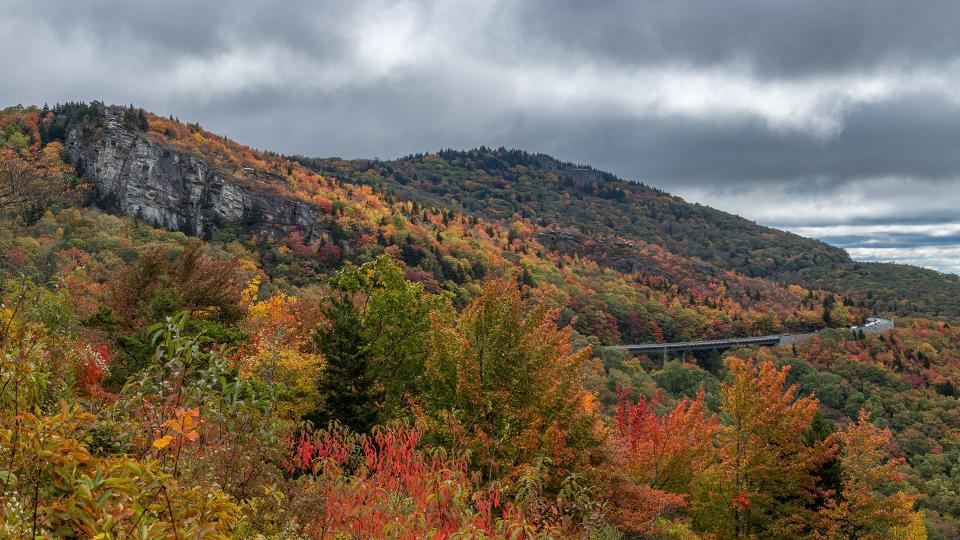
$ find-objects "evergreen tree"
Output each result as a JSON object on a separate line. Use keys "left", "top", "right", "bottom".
{"left": 823, "top": 295, "right": 836, "bottom": 326}
{"left": 309, "top": 292, "right": 381, "bottom": 433}
{"left": 307, "top": 256, "right": 439, "bottom": 433}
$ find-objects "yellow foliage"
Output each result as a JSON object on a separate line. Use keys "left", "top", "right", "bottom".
{"left": 154, "top": 407, "right": 202, "bottom": 451}
{"left": 152, "top": 434, "right": 174, "bottom": 449}
{"left": 582, "top": 391, "right": 600, "bottom": 415}
{"left": 239, "top": 292, "right": 323, "bottom": 417}
{"left": 240, "top": 274, "right": 262, "bottom": 306}
{"left": 788, "top": 284, "right": 808, "bottom": 297}
{"left": 892, "top": 510, "right": 928, "bottom": 540}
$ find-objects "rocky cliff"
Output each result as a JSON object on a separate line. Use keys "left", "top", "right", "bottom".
{"left": 65, "top": 105, "right": 326, "bottom": 241}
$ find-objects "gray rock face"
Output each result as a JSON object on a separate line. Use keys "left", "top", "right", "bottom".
{"left": 65, "top": 107, "right": 327, "bottom": 241}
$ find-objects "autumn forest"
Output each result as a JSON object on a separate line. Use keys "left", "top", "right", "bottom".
{"left": 1, "top": 102, "right": 958, "bottom": 539}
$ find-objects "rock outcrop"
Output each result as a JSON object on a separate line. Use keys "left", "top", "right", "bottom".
{"left": 65, "top": 105, "right": 326, "bottom": 241}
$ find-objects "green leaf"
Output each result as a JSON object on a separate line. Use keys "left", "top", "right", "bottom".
{"left": 0, "top": 471, "right": 17, "bottom": 485}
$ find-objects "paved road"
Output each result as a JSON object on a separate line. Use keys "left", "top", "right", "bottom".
{"left": 612, "top": 317, "right": 894, "bottom": 356}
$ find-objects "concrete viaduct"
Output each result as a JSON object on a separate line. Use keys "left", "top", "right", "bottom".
{"left": 610, "top": 318, "right": 893, "bottom": 357}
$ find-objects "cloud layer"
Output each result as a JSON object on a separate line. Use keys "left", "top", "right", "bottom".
{"left": 4, "top": 0, "right": 960, "bottom": 272}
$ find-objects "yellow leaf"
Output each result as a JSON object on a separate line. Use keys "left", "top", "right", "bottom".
{"left": 152, "top": 435, "right": 174, "bottom": 449}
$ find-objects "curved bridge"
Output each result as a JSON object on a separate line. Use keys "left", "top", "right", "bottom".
{"left": 612, "top": 335, "right": 783, "bottom": 356}
{"left": 612, "top": 318, "right": 893, "bottom": 356}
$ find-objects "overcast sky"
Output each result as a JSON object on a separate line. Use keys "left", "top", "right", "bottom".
{"left": 5, "top": 1, "right": 960, "bottom": 273}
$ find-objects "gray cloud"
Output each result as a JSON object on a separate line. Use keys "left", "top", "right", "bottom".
{"left": 3, "top": 0, "right": 960, "bottom": 272}
{"left": 517, "top": 0, "right": 960, "bottom": 77}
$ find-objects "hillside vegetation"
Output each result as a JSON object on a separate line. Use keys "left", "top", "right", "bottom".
{"left": 302, "top": 149, "right": 960, "bottom": 317}
{"left": 0, "top": 102, "right": 956, "bottom": 538}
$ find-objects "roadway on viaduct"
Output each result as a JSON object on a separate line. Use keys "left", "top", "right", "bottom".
{"left": 611, "top": 318, "right": 894, "bottom": 356}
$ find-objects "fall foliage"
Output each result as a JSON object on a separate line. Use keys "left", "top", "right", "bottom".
{"left": 0, "top": 102, "right": 943, "bottom": 538}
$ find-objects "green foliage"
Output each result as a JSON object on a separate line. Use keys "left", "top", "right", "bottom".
{"left": 652, "top": 361, "right": 723, "bottom": 410}
{"left": 121, "top": 105, "right": 149, "bottom": 131}
{"left": 308, "top": 256, "right": 439, "bottom": 432}
{"left": 82, "top": 304, "right": 123, "bottom": 328}
{"left": 421, "top": 278, "right": 600, "bottom": 486}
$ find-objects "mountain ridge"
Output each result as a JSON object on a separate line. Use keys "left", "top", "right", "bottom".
{"left": 298, "top": 148, "right": 853, "bottom": 280}
{"left": 14, "top": 101, "right": 960, "bottom": 318}
{"left": 298, "top": 148, "right": 960, "bottom": 317}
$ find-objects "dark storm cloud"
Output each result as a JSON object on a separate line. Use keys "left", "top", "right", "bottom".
{"left": 483, "top": 95, "right": 960, "bottom": 188}
{"left": 3, "top": 0, "right": 960, "bottom": 271}
{"left": 517, "top": 0, "right": 960, "bottom": 77}
{"left": 821, "top": 233, "right": 960, "bottom": 250}
{"left": 10, "top": 0, "right": 351, "bottom": 57}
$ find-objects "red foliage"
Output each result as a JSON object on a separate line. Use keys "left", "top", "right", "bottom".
{"left": 76, "top": 344, "right": 108, "bottom": 395}
{"left": 286, "top": 231, "right": 314, "bottom": 258}
{"left": 648, "top": 320, "right": 665, "bottom": 343}
{"left": 315, "top": 243, "right": 342, "bottom": 266}
{"left": 8, "top": 248, "right": 26, "bottom": 265}
{"left": 286, "top": 425, "right": 520, "bottom": 538}
{"left": 609, "top": 388, "right": 717, "bottom": 533}
{"left": 315, "top": 198, "right": 334, "bottom": 214}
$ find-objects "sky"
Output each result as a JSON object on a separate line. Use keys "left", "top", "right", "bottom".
{"left": 4, "top": 0, "right": 960, "bottom": 273}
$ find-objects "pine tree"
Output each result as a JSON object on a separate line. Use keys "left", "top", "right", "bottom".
{"left": 823, "top": 295, "right": 836, "bottom": 326}
{"left": 308, "top": 256, "right": 438, "bottom": 433}
{"left": 309, "top": 293, "right": 381, "bottom": 433}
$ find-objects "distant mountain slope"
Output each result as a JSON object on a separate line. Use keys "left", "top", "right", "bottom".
{"left": 804, "top": 260, "right": 960, "bottom": 317}
{"left": 300, "top": 149, "right": 850, "bottom": 279}
{"left": 300, "top": 149, "right": 960, "bottom": 317}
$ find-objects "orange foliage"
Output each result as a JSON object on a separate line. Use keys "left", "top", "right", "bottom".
{"left": 609, "top": 389, "right": 717, "bottom": 533}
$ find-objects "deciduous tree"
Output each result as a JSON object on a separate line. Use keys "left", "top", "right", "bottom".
{"left": 421, "top": 277, "right": 600, "bottom": 487}
{"left": 309, "top": 256, "right": 439, "bottom": 432}
{"left": 0, "top": 145, "right": 70, "bottom": 224}
{"left": 691, "top": 357, "right": 836, "bottom": 538}
{"left": 822, "top": 410, "right": 918, "bottom": 539}
{"left": 610, "top": 389, "right": 717, "bottom": 533}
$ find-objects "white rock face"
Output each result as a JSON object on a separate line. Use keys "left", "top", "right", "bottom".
{"left": 65, "top": 108, "right": 326, "bottom": 242}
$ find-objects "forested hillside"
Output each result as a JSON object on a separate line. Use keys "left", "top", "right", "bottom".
{"left": 0, "top": 102, "right": 957, "bottom": 538}
{"left": 303, "top": 150, "right": 849, "bottom": 277}
{"left": 302, "top": 150, "right": 960, "bottom": 318}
